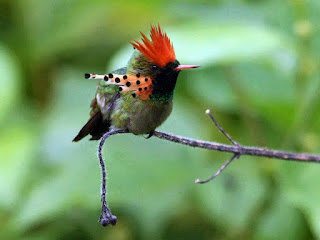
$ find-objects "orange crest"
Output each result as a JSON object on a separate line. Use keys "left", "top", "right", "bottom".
{"left": 131, "top": 25, "right": 176, "bottom": 67}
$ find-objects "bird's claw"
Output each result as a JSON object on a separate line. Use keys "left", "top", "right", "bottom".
{"left": 145, "top": 131, "right": 154, "bottom": 139}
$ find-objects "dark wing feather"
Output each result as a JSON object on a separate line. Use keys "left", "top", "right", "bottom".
{"left": 72, "top": 111, "right": 108, "bottom": 142}
{"left": 73, "top": 67, "right": 127, "bottom": 142}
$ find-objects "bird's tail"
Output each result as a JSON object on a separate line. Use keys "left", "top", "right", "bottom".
{"left": 72, "top": 111, "right": 110, "bottom": 142}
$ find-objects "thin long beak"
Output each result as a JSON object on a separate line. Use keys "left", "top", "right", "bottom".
{"left": 175, "top": 65, "right": 201, "bottom": 71}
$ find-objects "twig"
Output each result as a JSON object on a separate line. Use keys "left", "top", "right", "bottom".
{"left": 96, "top": 110, "right": 320, "bottom": 227}
{"left": 205, "top": 109, "right": 239, "bottom": 146}
{"left": 195, "top": 153, "right": 240, "bottom": 184}
{"left": 97, "top": 129, "right": 128, "bottom": 227}
{"left": 194, "top": 109, "right": 240, "bottom": 183}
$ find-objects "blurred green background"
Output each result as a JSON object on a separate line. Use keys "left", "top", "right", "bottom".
{"left": 0, "top": 0, "right": 320, "bottom": 239}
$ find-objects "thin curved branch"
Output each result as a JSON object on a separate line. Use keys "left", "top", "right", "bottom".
{"left": 98, "top": 129, "right": 128, "bottom": 227}
{"left": 96, "top": 110, "right": 320, "bottom": 227}
{"left": 195, "top": 153, "right": 240, "bottom": 184}
{"left": 205, "top": 109, "right": 239, "bottom": 146}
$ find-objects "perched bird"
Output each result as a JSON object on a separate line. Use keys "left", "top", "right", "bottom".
{"left": 73, "top": 25, "right": 200, "bottom": 142}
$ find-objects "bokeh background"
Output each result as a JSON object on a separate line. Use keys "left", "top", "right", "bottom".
{"left": 1, "top": 0, "right": 320, "bottom": 239}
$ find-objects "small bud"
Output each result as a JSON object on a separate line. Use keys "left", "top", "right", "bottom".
{"left": 205, "top": 109, "right": 211, "bottom": 115}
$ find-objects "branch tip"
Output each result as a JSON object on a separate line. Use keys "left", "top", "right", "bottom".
{"left": 205, "top": 109, "right": 211, "bottom": 115}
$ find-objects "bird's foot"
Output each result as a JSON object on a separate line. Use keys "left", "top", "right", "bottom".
{"left": 145, "top": 131, "right": 154, "bottom": 139}
{"left": 99, "top": 205, "right": 117, "bottom": 227}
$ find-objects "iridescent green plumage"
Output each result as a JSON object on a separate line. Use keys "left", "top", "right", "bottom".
{"left": 73, "top": 26, "right": 199, "bottom": 142}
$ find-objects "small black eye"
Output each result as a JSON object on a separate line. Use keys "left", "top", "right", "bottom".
{"left": 152, "top": 65, "right": 159, "bottom": 70}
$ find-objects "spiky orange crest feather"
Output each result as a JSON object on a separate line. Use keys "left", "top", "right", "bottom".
{"left": 131, "top": 25, "right": 176, "bottom": 67}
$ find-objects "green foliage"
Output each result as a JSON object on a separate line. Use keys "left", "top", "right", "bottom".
{"left": 0, "top": 0, "right": 319, "bottom": 239}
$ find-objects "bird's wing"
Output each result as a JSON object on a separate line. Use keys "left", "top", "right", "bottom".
{"left": 73, "top": 68, "right": 126, "bottom": 142}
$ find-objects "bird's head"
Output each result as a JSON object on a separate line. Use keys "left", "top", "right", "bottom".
{"left": 127, "top": 25, "right": 200, "bottom": 100}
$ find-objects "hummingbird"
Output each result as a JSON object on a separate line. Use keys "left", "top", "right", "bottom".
{"left": 73, "top": 25, "right": 200, "bottom": 142}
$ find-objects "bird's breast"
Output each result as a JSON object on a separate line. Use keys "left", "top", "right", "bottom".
{"left": 110, "top": 94, "right": 173, "bottom": 135}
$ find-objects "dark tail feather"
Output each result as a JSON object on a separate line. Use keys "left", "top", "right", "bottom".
{"left": 73, "top": 111, "right": 109, "bottom": 142}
